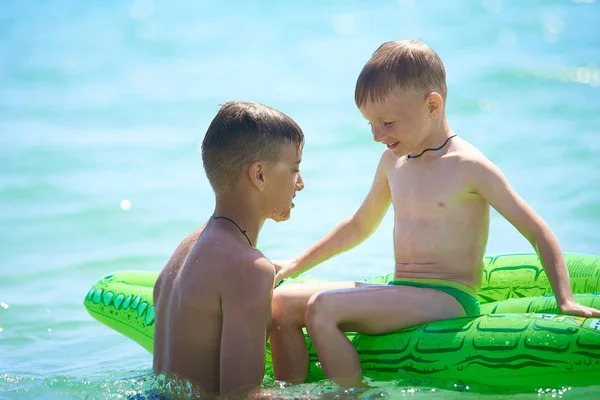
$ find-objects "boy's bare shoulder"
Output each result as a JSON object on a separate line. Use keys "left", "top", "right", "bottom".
{"left": 208, "top": 245, "right": 275, "bottom": 301}
{"left": 446, "top": 138, "right": 506, "bottom": 191}
{"left": 188, "top": 237, "right": 275, "bottom": 284}
{"left": 445, "top": 139, "right": 496, "bottom": 169}
{"left": 155, "top": 227, "right": 206, "bottom": 291}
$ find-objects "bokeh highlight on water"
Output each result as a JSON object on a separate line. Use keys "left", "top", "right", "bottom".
{"left": 1, "top": 0, "right": 599, "bottom": 398}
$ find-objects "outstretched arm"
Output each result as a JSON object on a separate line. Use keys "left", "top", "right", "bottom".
{"left": 220, "top": 258, "right": 275, "bottom": 397}
{"left": 471, "top": 157, "right": 600, "bottom": 317}
{"left": 276, "top": 149, "right": 394, "bottom": 282}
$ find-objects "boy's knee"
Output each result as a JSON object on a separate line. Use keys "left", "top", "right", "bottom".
{"left": 305, "top": 292, "right": 337, "bottom": 328}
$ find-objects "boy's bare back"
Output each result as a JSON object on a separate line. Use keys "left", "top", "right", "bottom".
{"left": 153, "top": 225, "right": 274, "bottom": 396}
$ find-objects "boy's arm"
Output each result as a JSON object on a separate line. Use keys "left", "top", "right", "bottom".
{"left": 470, "top": 157, "right": 600, "bottom": 317}
{"left": 277, "top": 149, "right": 394, "bottom": 280}
{"left": 220, "top": 257, "right": 275, "bottom": 396}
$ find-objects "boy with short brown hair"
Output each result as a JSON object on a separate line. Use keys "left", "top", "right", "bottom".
{"left": 153, "top": 101, "right": 305, "bottom": 398}
{"left": 270, "top": 40, "right": 600, "bottom": 387}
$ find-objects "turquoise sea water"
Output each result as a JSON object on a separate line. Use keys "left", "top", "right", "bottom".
{"left": 1, "top": 0, "right": 600, "bottom": 398}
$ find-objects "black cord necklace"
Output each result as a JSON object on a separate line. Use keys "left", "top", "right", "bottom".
{"left": 210, "top": 215, "right": 253, "bottom": 247}
{"left": 407, "top": 134, "right": 457, "bottom": 159}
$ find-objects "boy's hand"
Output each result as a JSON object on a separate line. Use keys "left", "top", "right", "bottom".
{"left": 271, "top": 259, "right": 289, "bottom": 274}
{"left": 560, "top": 301, "right": 600, "bottom": 318}
{"left": 272, "top": 260, "right": 299, "bottom": 287}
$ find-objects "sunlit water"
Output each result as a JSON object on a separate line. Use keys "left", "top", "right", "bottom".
{"left": 1, "top": 0, "right": 600, "bottom": 398}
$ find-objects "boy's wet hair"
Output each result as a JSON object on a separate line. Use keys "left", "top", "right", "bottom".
{"left": 201, "top": 101, "right": 304, "bottom": 194}
{"left": 355, "top": 40, "right": 447, "bottom": 107}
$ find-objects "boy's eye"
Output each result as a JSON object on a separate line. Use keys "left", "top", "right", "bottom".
{"left": 366, "top": 121, "right": 393, "bottom": 127}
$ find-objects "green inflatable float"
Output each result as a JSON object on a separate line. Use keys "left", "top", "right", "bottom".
{"left": 83, "top": 253, "right": 600, "bottom": 389}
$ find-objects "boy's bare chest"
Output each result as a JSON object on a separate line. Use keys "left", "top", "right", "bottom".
{"left": 387, "top": 161, "right": 467, "bottom": 215}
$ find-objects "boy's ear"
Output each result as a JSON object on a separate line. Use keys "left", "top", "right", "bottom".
{"left": 248, "top": 160, "right": 266, "bottom": 191}
{"left": 425, "top": 92, "right": 444, "bottom": 118}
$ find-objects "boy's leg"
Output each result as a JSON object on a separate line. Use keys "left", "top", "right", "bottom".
{"left": 305, "top": 284, "right": 467, "bottom": 387}
{"left": 270, "top": 281, "right": 370, "bottom": 383}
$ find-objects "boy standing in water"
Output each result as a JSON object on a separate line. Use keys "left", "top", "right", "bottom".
{"left": 270, "top": 40, "right": 600, "bottom": 387}
{"left": 153, "top": 102, "right": 304, "bottom": 398}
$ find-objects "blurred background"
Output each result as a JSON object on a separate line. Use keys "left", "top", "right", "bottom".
{"left": 1, "top": 0, "right": 599, "bottom": 398}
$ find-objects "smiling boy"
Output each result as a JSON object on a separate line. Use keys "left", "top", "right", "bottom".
{"left": 270, "top": 40, "right": 600, "bottom": 387}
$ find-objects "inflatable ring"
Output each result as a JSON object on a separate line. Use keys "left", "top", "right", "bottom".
{"left": 83, "top": 253, "right": 600, "bottom": 389}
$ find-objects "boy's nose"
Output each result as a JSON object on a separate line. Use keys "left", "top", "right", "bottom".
{"left": 296, "top": 173, "right": 305, "bottom": 191}
{"left": 371, "top": 124, "right": 384, "bottom": 142}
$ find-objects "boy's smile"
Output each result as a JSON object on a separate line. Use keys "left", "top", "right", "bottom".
{"left": 384, "top": 140, "right": 400, "bottom": 150}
